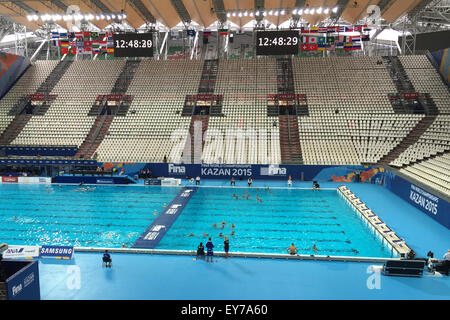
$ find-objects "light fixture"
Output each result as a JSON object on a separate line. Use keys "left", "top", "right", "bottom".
{"left": 232, "top": 12, "right": 236, "bottom": 17}
{"left": 274, "top": 10, "right": 278, "bottom": 16}
{"left": 238, "top": 12, "right": 242, "bottom": 17}
{"left": 310, "top": 8, "right": 315, "bottom": 14}
{"left": 317, "top": 7, "right": 322, "bottom": 14}
{"left": 255, "top": 11, "right": 259, "bottom": 16}
{"left": 106, "top": 15, "right": 111, "bottom": 20}
{"left": 304, "top": 8, "right": 309, "bottom": 14}
{"left": 263, "top": 11, "right": 267, "bottom": 16}
{"left": 227, "top": 12, "right": 230, "bottom": 17}
{"left": 324, "top": 8, "right": 330, "bottom": 14}
{"left": 280, "top": 10, "right": 285, "bottom": 15}
{"left": 244, "top": 11, "right": 248, "bottom": 17}
{"left": 249, "top": 11, "right": 253, "bottom": 17}
{"left": 298, "top": 9, "right": 303, "bottom": 15}
{"left": 292, "top": 9, "right": 298, "bottom": 15}
{"left": 332, "top": 6, "right": 338, "bottom": 13}
{"left": 111, "top": 14, "right": 116, "bottom": 19}
{"left": 27, "top": 15, "right": 32, "bottom": 21}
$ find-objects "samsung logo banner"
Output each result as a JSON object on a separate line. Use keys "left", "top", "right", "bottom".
{"left": 3, "top": 245, "right": 40, "bottom": 259}
{"left": 40, "top": 245, "right": 74, "bottom": 259}
{"left": 409, "top": 184, "right": 439, "bottom": 215}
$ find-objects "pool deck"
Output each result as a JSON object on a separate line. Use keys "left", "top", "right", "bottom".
{"left": 35, "top": 180, "right": 450, "bottom": 300}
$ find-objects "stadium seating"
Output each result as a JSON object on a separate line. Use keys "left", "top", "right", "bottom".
{"left": 0, "top": 61, "right": 59, "bottom": 134}
{"left": 12, "top": 60, "right": 125, "bottom": 146}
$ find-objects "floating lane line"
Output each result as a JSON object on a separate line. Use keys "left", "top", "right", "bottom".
{"left": 132, "top": 187, "right": 198, "bottom": 249}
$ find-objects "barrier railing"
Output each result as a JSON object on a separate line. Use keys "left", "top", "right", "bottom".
{"left": 337, "top": 185, "right": 411, "bottom": 258}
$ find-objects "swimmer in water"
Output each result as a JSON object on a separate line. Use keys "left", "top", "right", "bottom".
{"left": 230, "top": 230, "right": 235, "bottom": 236}
{"left": 153, "top": 210, "right": 158, "bottom": 216}
{"left": 185, "top": 233, "right": 195, "bottom": 237}
{"left": 213, "top": 223, "right": 217, "bottom": 228}
{"left": 221, "top": 220, "right": 226, "bottom": 225}
{"left": 218, "top": 232, "right": 224, "bottom": 238}
{"left": 202, "top": 232, "right": 209, "bottom": 237}
{"left": 312, "top": 244, "right": 318, "bottom": 253}
{"left": 122, "top": 243, "right": 127, "bottom": 248}
{"left": 163, "top": 203, "right": 167, "bottom": 208}
{"left": 13, "top": 216, "right": 18, "bottom": 221}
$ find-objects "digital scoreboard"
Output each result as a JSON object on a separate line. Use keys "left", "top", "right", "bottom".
{"left": 256, "top": 31, "right": 299, "bottom": 56}
{"left": 113, "top": 33, "right": 154, "bottom": 57}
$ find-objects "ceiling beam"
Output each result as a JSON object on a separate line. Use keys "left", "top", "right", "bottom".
{"left": 170, "top": 0, "right": 190, "bottom": 24}
{"left": 213, "top": 0, "right": 227, "bottom": 23}
{"left": 329, "top": 0, "right": 350, "bottom": 22}
{"left": 127, "top": 0, "right": 156, "bottom": 23}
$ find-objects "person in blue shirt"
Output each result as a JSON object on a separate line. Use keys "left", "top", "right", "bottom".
{"left": 206, "top": 238, "right": 214, "bottom": 263}
{"left": 102, "top": 250, "right": 112, "bottom": 268}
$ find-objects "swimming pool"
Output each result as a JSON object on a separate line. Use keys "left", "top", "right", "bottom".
{"left": 0, "top": 184, "right": 179, "bottom": 248}
{"left": 157, "top": 187, "right": 393, "bottom": 258}
{"left": 0, "top": 184, "right": 393, "bottom": 258}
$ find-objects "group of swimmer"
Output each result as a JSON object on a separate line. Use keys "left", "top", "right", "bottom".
{"left": 232, "top": 187, "right": 271, "bottom": 203}
{"left": 186, "top": 221, "right": 236, "bottom": 238}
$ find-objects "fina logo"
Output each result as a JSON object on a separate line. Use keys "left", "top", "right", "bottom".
{"left": 12, "top": 284, "right": 23, "bottom": 297}
{"left": 168, "top": 164, "right": 186, "bottom": 175}
{"left": 260, "top": 165, "right": 287, "bottom": 176}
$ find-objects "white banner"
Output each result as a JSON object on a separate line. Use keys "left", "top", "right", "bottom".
{"left": 3, "top": 245, "right": 40, "bottom": 259}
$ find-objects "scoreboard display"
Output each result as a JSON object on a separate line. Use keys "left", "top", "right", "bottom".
{"left": 256, "top": 31, "right": 299, "bottom": 56}
{"left": 113, "top": 33, "right": 154, "bottom": 57}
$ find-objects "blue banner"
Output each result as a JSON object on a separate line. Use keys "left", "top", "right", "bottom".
{"left": 5, "top": 261, "right": 40, "bottom": 300}
{"left": 384, "top": 171, "right": 450, "bottom": 229}
{"left": 99, "top": 162, "right": 385, "bottom": 183}
{"left": 39, "top": 245, "right": 74, "bottom": 259}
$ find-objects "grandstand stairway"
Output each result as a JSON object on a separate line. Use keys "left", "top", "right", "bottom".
{"left": 77, "top": 60, "right": 141, "bottom": 159}
{"left": 0, "top": 60, "right": 73, "bottom": 145}
{"left": 276, "top": 58, "right": 303, "bottom": 164}
{"left": 383, "top": 56, "right": 435, "bottom": 115}
{"left": 378, "top": 113, "right": 439, "bottom": 165}
{"left": 182, "top": 60, "right": 219, "bottom": 163}
{"left": 75, "top": 115, "right": 113, "bottom": 159}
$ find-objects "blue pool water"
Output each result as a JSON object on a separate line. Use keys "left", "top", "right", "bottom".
{"left": 0, "top": 184, "right": 179, "bottom": 248}
{"left": 157, "top": 187, "right": 392, "bottom": 258}
{"left": 0, "top": 184, "right": 392, "bottom": 258}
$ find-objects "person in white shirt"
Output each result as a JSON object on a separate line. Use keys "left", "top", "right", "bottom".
{"left": 196, "top": 176, "right": 200, "bottom": 185}
{"left": 287, "top": 175, "right": 292, "bottom": 187}
{"left": 444, "top": 250, "right": 450, "bottom": 261}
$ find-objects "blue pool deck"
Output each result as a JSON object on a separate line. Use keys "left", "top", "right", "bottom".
{"left": 36, "top": 180, "right": 450, "bottom": 300}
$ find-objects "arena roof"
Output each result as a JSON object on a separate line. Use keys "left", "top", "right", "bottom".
{"left": 0, "top": 0, "right": 432, "bottom": 31}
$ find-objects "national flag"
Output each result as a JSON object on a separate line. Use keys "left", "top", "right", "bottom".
{"left": 107, "top": 47, "right": 114, "bottom": 54}
{"left": 301, "top": 44, "right": 318, "bottom": 51}
{"left": 337, "top": 26, "right": 345, "bottom": 33}
{"left": 60, "top": 32, "right": 68, "bottom": 38}
{"left": 318, "top": 36, "right": 326, "bottom": 44}
{"left": 203, "top": 29, "right": 212, "bottom": 36}
{"left": 90, "top": 32, "right": 98, "bottom": 38}
{"left": 51, "top": 32, "right": 60, "bottom": 39}
{"left": 336, "top": 42, "right": 344, "bottom": 50}
{"left": 71, "top": 48, "right": 77, "bottom": 54}
{"left": 363, "top": 27, "right": 372, "bottom": 32}
{"left": 83, "top": 31, "right": 91, "bottom": 38}
{"left": 317, "top": 43, "right": 326, "bottom": 51}
{"left": 75, "top": 32, "right": 83, "bottom": 38}
{"left": 84, "top": 47, "right": 92, "bottom": 53}
{"left": 84, "top": 41, "right": 92, "bottom": 47}
{"left": 354, "top": 25, "right": 363, "bottom": 32}
{"left": 327, "top": 44, "right": 335, "bottom": 51}
{"left": 318, "top": 27, "right": 327, "bottom": 33}
{"left": 60, "top": 48, "right": 69, "bottom": 55}
{"left": 362, "top": 35, "right": 370, "bottom": 42}
{"left": 327, "top": 26, "right": 337, "bottom": 33}
{"left": 93, "top": 47, "right": 101, "bottom": 54}
{"left": 300, "top": 27, "right": 309, "bottom": 34}
{"left": 302, "top": 36, "right": 318, "bottom": 44}
{"left": 99, "top": 32, "right": 106, "bottom": 38}
{"left": 187, "top": 29, "right": 195, "bottom": 37}
{"left": 350, "top": 35, "right": 361, "bottom": 42}
{"left": 344, "top": 42, "right": 353, "bottom": 50}
{"left": 219, "top": 28, "right": 228, "bottom": 36}
{"left": 59, "top": 40, "right": 69, "bottom": 48}
{"left": 345, "top": 26, "right": 354, "bottom": 32}
{"left": 327, "top": 36, "right": 335, "bottom": 44}
{"left": 309, "top": 27, "right": 319, "bottom": 33}
{"left": 68, "top": 32, "right": 75, "bottom": 39}
{"left": 352, "top": 42, "right": 362, "bottom": 50}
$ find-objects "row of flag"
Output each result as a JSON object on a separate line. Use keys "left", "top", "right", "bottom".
{"left": 300, "top": 25, "right": 372, "bottom": 34}
{"left": 51, "top": 31, "right": 114, "bottom": 40}
{"left": 300, "top": 42, "right": 362, "bottom": 51}
{"left": 301, "top": 34, "right": 369, "bottom": 44}
{"left": 60, "top": 47, "right": 114, "bottom": 55}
